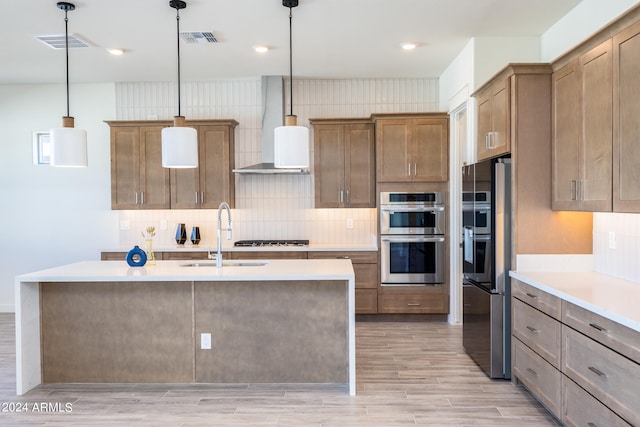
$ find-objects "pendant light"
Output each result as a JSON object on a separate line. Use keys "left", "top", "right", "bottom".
{"left": 162, "top": 0, "right": 198, "bottom": 168}
{"left": 273, "top": 0, "right": 309, "bottom": 169}
{"left": 50, "top": 2, "right": 87, "bottom": 168}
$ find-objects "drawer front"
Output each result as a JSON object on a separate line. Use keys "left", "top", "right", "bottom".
{"left": 101, "top": 252, "right": 126, "bottom": 261}
{"left": 378, "top": 294, "right": 448, "bottom": 314}
{"left": 563, "top": 326, "right": 640, "bottom": 426}
{"left": 355, "top": 289, "right": 378, "bottom": 314}
{"left": 162, "top": 251, "right": 208, "bottom": 260}
{"left": 512, "top": 279, "right": 561, "bottom": 319}
{"left": 353, "top": 264, "right": 377, "bottom": 289}
{"left": 563, "top": 377, "right": 631, "bottom": 427}
{"left": 307, "top": 251, "right": 377, "bottom": 264}
{"left": 512, "top": 338, "right": 562, "bottom": 418}
{"left": 563, "top": 300, "right": 640, "bottom": 364}
{"left": 230, "top": 251, "right": 307, "bottom": 260}
{"left": 513, "top": 298, "right": 562, "bottom": 369}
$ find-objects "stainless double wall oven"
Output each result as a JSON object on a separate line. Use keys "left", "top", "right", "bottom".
{"left": 380, "top": 192, "right": 446, "bottom": 286}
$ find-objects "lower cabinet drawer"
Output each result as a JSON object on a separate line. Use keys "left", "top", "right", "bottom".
{"left": 355, "top": 289, "right": 378, "bottom": 314}
{"left": 563, "top": 326, "right": 640, "bottom": 426}
{"left": 563, "top": 377, "right": 631, "bottom": 427}
{"left": 513, "top": 298, "right": 562, "bottom": 369}
{"left": 513, "top": 338, "right": 562, "bottom": 418}
{"left": 378, "top": 293, "right": 448, "bottom": 314}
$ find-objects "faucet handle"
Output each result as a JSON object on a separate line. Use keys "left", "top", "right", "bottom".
{"left": 227, "top": 220, "right": 232, "bottom": 240}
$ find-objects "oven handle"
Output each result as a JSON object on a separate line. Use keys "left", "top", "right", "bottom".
{"left": 381, "top": 236, "right": 445, "bottom": 243}
{"left": 380, "top": 206, "right": 445, "bottom": 213}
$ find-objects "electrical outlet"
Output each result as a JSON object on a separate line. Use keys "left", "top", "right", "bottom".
{"left": 608, "top": 231, "right": 617, "bottom": 250}
{"left": 346, "top": 218, "right": 353, "bottom": 229}
{"left": 201, "top": 333, "right": 211, "bottom": 350}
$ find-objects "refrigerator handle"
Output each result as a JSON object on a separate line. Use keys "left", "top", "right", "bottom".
{"left": 494, "top": 160, "right": 512, "bottom": 294}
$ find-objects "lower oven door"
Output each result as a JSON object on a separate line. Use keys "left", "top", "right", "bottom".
{"left": 380, "top": 235, "right": 446, "bottom": 285}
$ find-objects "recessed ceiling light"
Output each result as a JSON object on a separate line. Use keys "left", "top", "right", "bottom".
{"left": 401, "top": 43, "right": 417, "bottom": 50}
{"left": 107, "top": 48, "right": 124, "bottom": 55}
{"left": 254, "top": 46, "right": 269, "bottom": 53}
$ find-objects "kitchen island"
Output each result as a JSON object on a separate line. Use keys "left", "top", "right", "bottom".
{"left": 15, "top": 259, "right": 355, "bottom": 396}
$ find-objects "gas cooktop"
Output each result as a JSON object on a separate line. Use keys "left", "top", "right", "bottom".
{"left": 233, "top": 240, "right": 309, "bottom": 247}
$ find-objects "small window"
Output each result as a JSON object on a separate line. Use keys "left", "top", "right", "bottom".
{"left": 33, "top": 132, "right": 51, "bottom": 165}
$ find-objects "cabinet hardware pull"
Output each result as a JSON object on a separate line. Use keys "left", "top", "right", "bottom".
{"left": 195, "top": 192, "right": 199, "bottom": 204}
{"left": 588, "top": 366, "right": 606, "bottom": 378}
{"left": 576, "top": 180, "right": 581, "bottom": 201}
{"left": 336, "top": 256, "right": 350, "bottom": 259}
{"left": 201, "top": 192, "right": 204, "bottom": 204}
{"left": 587, "top": 423, "right": 598, "bottom": 427}
{"left": 346, "top": 190, "right": 350, "bottom": 204}
{"left": 408, "top": 163, "right": 411, "bottom": 177}
{"left": 525, "top": 293, "right": 539, "bottom": 299}
{"left": 526, "top": 326, "right": 538, "bottom": 333}
{"left": 414, "top": 163, "right": 417, "bottom": 176}
{"left": 570, "top": 180, "right": 576, "bottom": 201}
{"left": 485, "top": 133, "right": 491, "bottom": 150}
{"left": 140, "top": 192, "right": 144, "bottom": 205}
{"left": 407, "top": 303, "right": 421, "bottom": 306}
{"left": 463, "top": 304, "right": 472, "bottom": 308}
{"left": 340, "top": 190, "right": 344, "bottom": 203}
{"left": 526, "top": 368, "right": 538, "bottom": 376}
{"left": 135, "top": 192, "right": 139, "bottom": 205}
{"left": 589, "top": 323, "right": 607, "bottom": 333}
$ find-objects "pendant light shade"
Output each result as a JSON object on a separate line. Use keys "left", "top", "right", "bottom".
{"left": 162, "top": 0, "right": 198, "bottom": 169}
{"left": 162, "top": 117, "right": 198, "bottom": 168}
{"left": 274, "top": 116, "right": 309, "bottom": 168}
{"left": 274, "top": 0, "right": 309, "bottom": 169}
{"left": 50, "top": 2, "right": 87, "bottom": 168}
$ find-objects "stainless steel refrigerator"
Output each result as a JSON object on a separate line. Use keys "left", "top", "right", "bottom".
{"left": 462, "top": 157, "right": 512, "bottom": 379}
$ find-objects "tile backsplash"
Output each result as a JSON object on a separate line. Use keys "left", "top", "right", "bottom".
{"left": 115, "top": 77, "right": 439, "bottom": 248}
{"left": 593, "top": 212, "right": 640, "bottom": 284}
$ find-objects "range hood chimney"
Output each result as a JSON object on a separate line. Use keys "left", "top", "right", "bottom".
{"left": 233, "top": 75, "right": 309, "bottom": 174}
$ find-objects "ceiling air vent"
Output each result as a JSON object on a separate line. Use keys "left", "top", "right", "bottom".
{"left": 34, "top": 33, "right": 90, "bottom": 49}
{"left": 180, "top": 31, "right": 218, "bottom": 44}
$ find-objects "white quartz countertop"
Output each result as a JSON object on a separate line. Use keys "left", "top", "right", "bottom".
{"left": 16, "top": 259, "right": 355, "bottom": 283}
{"left": 509, "top": 270, "right": 640, "bottom": 332}
{"left": 102, "top": 244, "right": 378, "bottom": 253}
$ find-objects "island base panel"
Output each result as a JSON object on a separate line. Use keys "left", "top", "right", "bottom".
{"left": 195, "top": 280, "right": 349, "bottom": 383}
{"left": 40, "top": 281, "right": 193, "bottom": 383}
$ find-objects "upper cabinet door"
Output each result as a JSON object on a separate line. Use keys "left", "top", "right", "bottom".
{"left": 476, "top": 77, "right": 510, "bottom": 161}
{"left": 552, "top": 61, "right": 581, "bottom": 210}
{"left": 110, "top": 126, "right": 141, "bottom": 210}
{"left": 344, "top": 123, "right": 375, "bottom": 207}
{"left": 579, "top": 40, "right": 613, "bottom": 211}
{"left": 613, "top": 19, "right": 640, "bottom": 212}
{"left": 314, "top": 124, "right": 346, "bottom": 208}
{"left": 198, "top": 125, "right": 235, "bottom": 209}
{"left": 139, "top": 127, "right": 171, "bottom": 209}
{"left": 412, "top": 118, "right": 448, "bottom": 182}
{"left": 376, "top": 119, "right": 412, "bottom": 182}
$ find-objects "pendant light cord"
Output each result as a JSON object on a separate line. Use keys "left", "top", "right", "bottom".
{"left": 175, "top": 8, "right": 182, "bottom": 117}
{"left": 288, "top": 6, "right": 293, "bottom": 116}
{"left": 64, "top": 10, "right": 70, "bottom": 118}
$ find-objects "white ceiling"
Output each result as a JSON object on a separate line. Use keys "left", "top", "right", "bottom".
{"left": 0, "top": 0, "right": 583, "bottom": 84}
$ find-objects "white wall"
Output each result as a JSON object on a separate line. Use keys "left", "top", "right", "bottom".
{"left": 0, "top": 83, "right": 119, "bottom": 311}
{"left": 541, "top": 0, "right": 640, "bottom": 62}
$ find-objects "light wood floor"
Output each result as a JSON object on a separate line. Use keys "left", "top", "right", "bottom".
{"left": 0, "top": 314, "right": 559, "bottom": 426}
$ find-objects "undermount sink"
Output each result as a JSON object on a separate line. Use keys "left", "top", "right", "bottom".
{"left": 180, "top": 261, "right": 268, "bottom": 267}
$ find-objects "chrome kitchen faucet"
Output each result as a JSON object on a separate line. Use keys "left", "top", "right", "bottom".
{"left": 209, "top": 202, "right": 232, "bottom": 267}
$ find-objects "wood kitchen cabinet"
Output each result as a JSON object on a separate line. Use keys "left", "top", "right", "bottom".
{"left": 512, "top": 279, "right": 640, "bottom": 425}
{"left": 308, "top": 251, "right": 378, "bottom": 314}
{"left": 374, "top": 114, "right": 448, "bottom": 183}
{"left": 476, "top": 76, "right": 509, "bottom": 161}
{"left": 552, "top": 40, "right": 613, "bottom": 211}
{"left": 311, "top": 118, "right": 375, "bottom": 208}
{"left": 107, "top": 122, "right": 170, "bottom": 209}
{"left": 613, "top": 19, "right": 640, "bottom": 212}
{"left": 170, "top": 121, "right": 238, "bottom": 209}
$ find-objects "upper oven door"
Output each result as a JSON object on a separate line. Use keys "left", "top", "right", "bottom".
{"left": 380, "top": 235, "right": 446, "bottom": 285}
{"left": 380, "top": 205, "right": 446, "bottom": 235}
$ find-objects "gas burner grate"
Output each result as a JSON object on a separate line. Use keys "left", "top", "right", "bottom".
{"left": 234, "top": 240, "right": 309, "bottom": 247}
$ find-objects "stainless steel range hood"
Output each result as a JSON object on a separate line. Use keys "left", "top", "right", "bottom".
{"left": 233, "top": 75, "right": 310, "bottom": 175}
